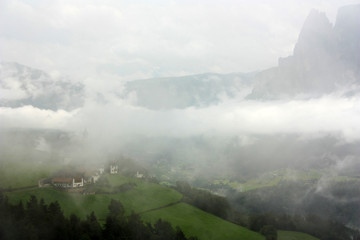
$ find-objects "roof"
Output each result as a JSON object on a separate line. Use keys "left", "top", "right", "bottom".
{"left": 73, "top": 177, "right": 83, "bottom": 183}
{"left": 52, "top": 178, "right": 72, "bottom": 184}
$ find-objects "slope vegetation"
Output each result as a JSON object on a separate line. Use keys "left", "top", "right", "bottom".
{"left": 6, "top": 174, "right": 264, "bottom": 239}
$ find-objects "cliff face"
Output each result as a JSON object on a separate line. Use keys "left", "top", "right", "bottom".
{"left": 250, "top": 4, "right": 360, "bottom": 99}
{"left": 334, "top": 5, "right": 360, "bottom": 69}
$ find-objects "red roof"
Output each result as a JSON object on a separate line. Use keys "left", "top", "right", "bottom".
{"left": 52, "top": 178, "right": 72, "bottom": 184}
{"left": 73, "top": 177, "right": 83, "bottom": 183}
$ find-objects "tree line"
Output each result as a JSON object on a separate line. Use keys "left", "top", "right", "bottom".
{"left": 175, "top": 181, "right": 230, "bottom": 219}
{"left": 229, "top": 181, "right": 360, "bottom": 240}
{"left": 0, "top": 193, "right": 197, "bottom": 240}
{"left": 176, "top": 180, "right": 360, "bottom": 240}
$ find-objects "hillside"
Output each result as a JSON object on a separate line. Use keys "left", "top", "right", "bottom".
{"left": 122, "top": 72, "right": 254, "bottom": 110}
{"left": 0, "top": 62, "right": 84, "bottom": 111}
{"left": 5, "top": 174, "right": 264, "bottom": 240}
{"left": 141, "top": 202, "right": 263, "bottom": 240}
{"left": 6, "top": 175, "right": 182, "bottom": 220}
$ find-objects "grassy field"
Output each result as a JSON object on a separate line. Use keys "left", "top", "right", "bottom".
{"left": 278, "top": 231, "right": 319, "bottom": 240}
{"left": 6, "top": 174, "right": 264, "bottom": 239}
{"left": 6, "top": 174, "right": 182, "bottom": 220}
{"left": 141, "top": 203, "right": 264, "bottom": 240}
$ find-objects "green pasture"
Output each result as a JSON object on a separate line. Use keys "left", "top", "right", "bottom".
{"left": 141, "top": 202, "right": 264, "bottom": 240}
{"left": 6, "top": 175, "right": 182, "bottom": 220}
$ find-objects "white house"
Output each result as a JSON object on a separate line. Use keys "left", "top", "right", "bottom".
{"left": 135, "top": 171, "right": 144, "bottom": 179}
{"left": 92, "top": 175, "right": 100, "bottom": 183}
{"left": 52, "top": 177, "right": 84, "bottom": 188}
{"left": 72, "top": 177, "right": 84, "bottom": 187}
{"left": 110, "top": 165, "right": 118, "bottom": 174}
{"left": 52, "top": 178, "right": 73, "bottom": 188}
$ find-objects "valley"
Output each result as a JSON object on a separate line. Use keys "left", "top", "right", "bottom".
{"left": 1, "top": 2, "right": 360, "bottom": 239}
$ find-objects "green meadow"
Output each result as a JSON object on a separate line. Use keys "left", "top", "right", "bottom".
{"left": 5, "top": 174, "right": 265, "bottom": 239}
{"left": 141, "top": 202, "right": 264, "bottom": 240}
{"left": 6, "top": 175, "right": 182, "bottom": 220}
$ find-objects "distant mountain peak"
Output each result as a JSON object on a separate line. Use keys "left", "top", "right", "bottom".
{"left": 249, "top": 4, "right": 360, "bottom": 99}
{"left": 294, "top": 9, "right": 333, "bottom": 58}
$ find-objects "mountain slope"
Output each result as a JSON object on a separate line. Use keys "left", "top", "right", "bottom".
{"left": 122, "top": 72, "right": 255, "bottom": 110}
{"left": 0, "top": 62, "right": 84, "bottom": 111}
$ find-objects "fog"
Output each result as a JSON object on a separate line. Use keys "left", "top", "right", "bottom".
{"left": 2, "top": 91, "right": 360, "bottom": 138}
{"left": 2, "top": 88, "right": 360, "bottom": 179}
{"left": 1, "top": 0, "right": 360, "bottom": 193}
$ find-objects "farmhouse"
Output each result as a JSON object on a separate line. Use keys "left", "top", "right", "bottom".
{"left": 52, "top": 178, "right": 72, "bottom": 188}
{"left": 52, "top": 177, "right": 84, "bottom": 188}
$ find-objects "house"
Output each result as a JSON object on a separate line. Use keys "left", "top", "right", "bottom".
{"left": 110, "top": 165, "right": 118, "bottom": 174}
{"left": 84, "top": 170, "right": 97, "bottom": 184}
{"left": 38, "top": 178, "right": 50, "bottom": 188}
{"left": 52, "top": 178, "right": 73, "bottom": 188}
{"left": 72, "top": 177, "right": 84, "bottom": 187}
{"left": 92, "top": 175, "right": 100, "bottom": 183}
{"left": 52, "top": 177, "right": 84, "bottom": 188}
{"left": 135, "top": 171, "right": 144, "bottom": 179}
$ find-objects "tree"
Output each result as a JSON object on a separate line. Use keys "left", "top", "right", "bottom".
{"left": 260, "top": 225, "right": 277, "bottom": 240}
{"left": 108, "top": 199, "right": 125, "bottom": 218}
{"left": 81, "top": 212, "right": 102, "bottom": 240}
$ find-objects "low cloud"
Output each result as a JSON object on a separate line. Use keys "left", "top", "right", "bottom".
{"left": 2, "top": 93, "right": 360, "bottom": 143}
{"left": 0, "top": 105, "right": 77, "bottom": 129}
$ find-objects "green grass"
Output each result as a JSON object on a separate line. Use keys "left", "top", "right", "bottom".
{"left": 278, "top": 230, "right": 319, "bottom": 240}
{"left": 141, "top": 203, "right": 264, "bottom": 240}
{"left": 6, "top": 188, "right": 87, "bottom": 217}
{"left": 6, "top": 174, "right": 265, "bottom": 239}
{"left": 6, "top": 175, "right": 182, "bottom": 220}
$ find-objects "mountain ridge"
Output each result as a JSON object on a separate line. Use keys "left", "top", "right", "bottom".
{"left": 0, "top": 62, "right": 84, "bottom": 111}
{"left": 249, "top": 4, "right": 360, "bottom": 99}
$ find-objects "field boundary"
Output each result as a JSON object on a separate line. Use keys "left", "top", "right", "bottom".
{"left": 138, "top": 199, "right": 182, "bottom": 215}
{"left": 0, "top": 185, "right": 38, "bottom": 193}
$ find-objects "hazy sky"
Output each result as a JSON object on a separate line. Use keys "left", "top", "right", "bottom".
{"left": 2, "top": 0, "right": 360, "bottom": 146}
{"left": 1, "top": 0, "right": 359, "bottom": 81}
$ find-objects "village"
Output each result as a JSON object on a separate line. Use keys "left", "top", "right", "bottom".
{"left": 38, "top": 162, "right": 145, "bottom": 193}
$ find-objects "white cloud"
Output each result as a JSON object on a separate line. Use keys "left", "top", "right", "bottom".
{"left": 3, "top": 94, "right": 360, "bottom": 143}
{"left": 2, "top": 0, "right": 360, "bottom": 145}
{"left": 0, "top": 106, "right": 76, "bottom": 129}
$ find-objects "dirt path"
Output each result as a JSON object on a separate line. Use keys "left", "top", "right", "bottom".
{"left": 138, "top": 198, "right": 183, "bottom": 215}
